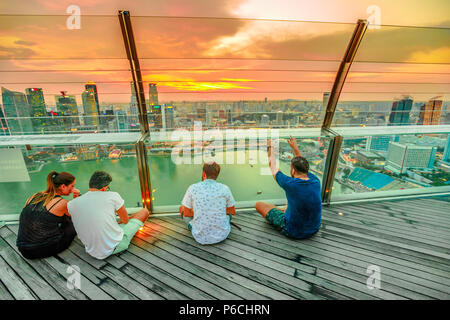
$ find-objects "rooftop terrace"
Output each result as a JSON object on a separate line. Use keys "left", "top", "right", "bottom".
{"left": 1, "top": 196, "right": 449, "bottom": 300}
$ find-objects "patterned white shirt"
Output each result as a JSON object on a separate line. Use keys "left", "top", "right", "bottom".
{"left": 182, "top": 179, "right": 236, "bottom": 245}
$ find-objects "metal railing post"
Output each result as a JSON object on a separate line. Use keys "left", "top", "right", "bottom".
{"left": 321, "top": 128, "right": 343, "bottom": 205}
{"left": 118, "top": 10, "right": 153, "bottom": 211}
{"left": 322, "top": 19, "right": 368, "bottom": 129}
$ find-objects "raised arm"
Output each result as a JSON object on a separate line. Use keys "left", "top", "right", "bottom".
{"left": 288, "top": 136, "right": 302, "bottom": 157}
{"left": 267, "top": 140, "right": 279, "bottom": 179}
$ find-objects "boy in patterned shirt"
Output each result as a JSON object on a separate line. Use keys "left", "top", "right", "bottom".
{"left": 179, "top": 162, "right": 236, "bottom": 245}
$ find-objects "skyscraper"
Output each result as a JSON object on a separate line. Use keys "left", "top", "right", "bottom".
{"left": 149, "top": 83, "right": 159, "bottom": 106}
{"left": 443, "top": 136, "right": 450, "bottom": 163}
{"left": 25, "top": 88, "right": 47, "bottom": 133}
{"left": 420, "top": 96, "right": 443, "bottom": 125}
{"left": 85, "top": 82, "right": 100, "bottom": 115}
{"left": 55, "top": 91, "right": 80, "bottom": 128}
{"left": 0, "top": 105, "right": 9, "bottom": 135}
{"left": 1, "top": 87, "right": 34, "bottom": 135}
{"left": 388, "top": 96, "right": 413, "bottom": 126}
{"left": 82, "top": 88, "right": 99, "bottom": 127}
{"left": 129, "top": 82, "right": 138, "bottom": 123}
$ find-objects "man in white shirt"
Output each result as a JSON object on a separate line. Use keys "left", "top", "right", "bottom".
{"left": 67, "top": 171, "right": 150, "bottom": 260}
{"left": 179, "top": 162, "right": 236, "bottom": 245}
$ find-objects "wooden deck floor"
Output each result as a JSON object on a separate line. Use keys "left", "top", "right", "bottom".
{"left": 1, "top": 196, "right": 449, "bottom": 300}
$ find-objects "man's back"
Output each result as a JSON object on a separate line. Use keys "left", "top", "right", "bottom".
{"left": 275, "top": 171, "right": 322, "bottom": 238}
{"left": 182, "top": 179, "right": 235, "bottom": 244}
{"left": 68, "top": 191, "right": 124, "bottom": 259}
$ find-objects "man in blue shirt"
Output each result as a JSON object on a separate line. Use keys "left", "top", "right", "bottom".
{"left": 255, "top": 136, "right": 322, "bottom": 239}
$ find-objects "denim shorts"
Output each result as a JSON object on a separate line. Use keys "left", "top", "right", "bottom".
{"left": 266, "top": 208, "right": 290, "bottom": 237}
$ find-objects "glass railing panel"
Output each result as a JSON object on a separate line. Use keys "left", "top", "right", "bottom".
{"left": 144, "top": 128, "right": 333, "bottom": 210}
{"left": 0, "top": 139, "right": 141, "bottom": 216}
{"left": 0, "top": 15, "right": 139, "bottom": 136}
{"left": 330, "top": 126, "right": 450, "bottom": 202}
{"left": 331, "top": 23, "right": 450, "bottom": 128}
{"left": 134, "top": 18, "right": 357, "bottom": 130}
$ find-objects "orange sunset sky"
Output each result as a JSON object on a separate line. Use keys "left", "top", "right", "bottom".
{"left": 0, "top": 0, "right": 449, "bottom": 104}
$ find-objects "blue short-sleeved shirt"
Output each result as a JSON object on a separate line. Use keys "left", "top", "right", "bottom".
{"left": 275, "top": 171, "right": 322, "bottom": 238}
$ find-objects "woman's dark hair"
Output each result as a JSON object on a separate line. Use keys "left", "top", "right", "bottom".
{"left": 31, "top": 171, "right": 75, "bottom": 207}
{"left": 89, "top": 171, "right": 112, "bottom": 189}
{"left": 291, "top": 156, "right": 309, "bottom": 174}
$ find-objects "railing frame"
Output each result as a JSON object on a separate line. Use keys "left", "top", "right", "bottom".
{"left": 118, "top": 10, "right": 153, "bottom": 211}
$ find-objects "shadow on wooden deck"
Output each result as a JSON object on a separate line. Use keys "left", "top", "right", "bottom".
{"left": 1, "top": 196, "right": 449, "bottom": 300}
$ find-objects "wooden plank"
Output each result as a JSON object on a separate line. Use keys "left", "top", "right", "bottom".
{"left": 7, "top": 224, "right": 113, "bottom": 300}
{"left": 234, "top": 213, "right": 450, "bottom": 281}
{"left": 120, "top": 263, "right": 189, "bottom": 300}
{"left": 161, "top": 217, "right": 432, "bottom": 300}
{"left": 100, "top": 264, "right": 164, "bottom": 300}
{"left": 134, "top": 226, "right": 281, "bottom": 300}
{"left": 0, "top": 279, "right": 14, "bottom": 300}
{"left": 321, "top": 215, "right": 450, "bottom": 252}
{"left": 0, "top": 237, "right": 63, "bottom": 300}
{"left": 325, "top": 205, "right": 450, "bottom": 241}
{"left": 167, "top": 217, "right": 444, "bottom": 300}
{"left": 70, "top": 238, "right": 107, "bottom": 270}
{"left": 148, "top": 219, "right": 322, "bottom": 300}
{"left": 57, "top": 243, "right": 138, "bottom": 300}
{"left": 163, "top": 219, "right": 379, "bottom": 300}
{"left": 0, "top": 226, "right": 88, "bottom": 300}
{"left": 119, "top": 250, "right": 214, "bottom": 300}
{"left": 132, "top": 234, "right": 264, "bottom": 300}
{"left": 0, "top": 255, "right": 37, "bottom": 300}
{"left": 125, "top": 241, "right": 238, "bottom": 300}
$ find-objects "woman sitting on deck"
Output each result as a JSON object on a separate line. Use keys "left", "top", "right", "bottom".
{"left": 16, "top": 171, "right": 80, "bottom": 259}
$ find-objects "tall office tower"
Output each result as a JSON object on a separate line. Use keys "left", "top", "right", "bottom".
{"left": 422, "top": 96, "right": 443, "bottom": 125}
{"left": 260, "top": 114, "right": 270, "bottom": 127}
{"left": 129, "top": 82, "right": 139, "bottom": 122}
{"left": 365, "top": 135, "right": 400, "bottom": 152}
{"left": 85, "top": 82, "right": 100, "bottom": 114}
{"left": 55, "top": 91, "right": 80, "bottom": 128}
{"left": 149, "top": 83, "right": 159, "bottom": 106}
{"left": 388, "top": 96, "right": 413, "bottom": 126}
{"left": 1, "top": 87, "right": 34, "bottom": 135}
{"left": 0, "top": 105, "right": 9, "bottom": 135}
{"left": 25, "top": 88, "right": 47, "bottom": 133}
{"left": 417, "top": 103, "right": 426, "bottom": 125}
{"left": 443, "top": 136, "right": 450, "bottom": 163}
{"left": 82, "top": 88, "right": 99, "bottom": 127}
{"left": 386, "top": 142, "right": 437, "bottom": 174}
{"left": 276, "top": 110, "right": 283, "bottom": 126}
{"left": 322, "top": 92, "right": 330, "bottom": 113}
{"left": 162, "top": 105, "right": 174, "bottom": 130}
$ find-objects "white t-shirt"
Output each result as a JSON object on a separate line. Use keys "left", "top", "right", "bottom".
{"left": 67, "top": 191, "right": 125, "bottom": 259}
{"left": 182, "top": 179, "right": 235, "bottom": 245}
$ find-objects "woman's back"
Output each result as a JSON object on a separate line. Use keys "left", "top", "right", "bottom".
{"left": 16, "top": 194, "right": 65, "bottom": 248}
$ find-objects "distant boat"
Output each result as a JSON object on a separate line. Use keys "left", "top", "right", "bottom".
{"left": 108, "top": 149, "right": 122, "bottom": 159}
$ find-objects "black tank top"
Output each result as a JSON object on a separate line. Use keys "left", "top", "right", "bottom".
{"left": 16, "top": 194, "right": 66, "bottom": 249}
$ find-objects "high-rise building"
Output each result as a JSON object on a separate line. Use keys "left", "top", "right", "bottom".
{"left": 162, "top": 105, "right": 174, "bottom": 130}
{"left": 129, "top": 82, "right": 139, "bottom": 123}
{"left": 149, "top": 83, "right": 159, "bottom": 106}
{"left": 1, "top": 87, "right": 34, "bottom": 135}
{"left": 82, "top": 88, "right": 99, "bottom": 127}
{"left": 55, "top": 91, "right": 80, "bottom": 128}
{"left": 85, "top": 82, "right": 100, "bottom": 115}
{"left": 0, "top": 105, "right": 9, "bottom": 135}
{"left": 388, "top": 96, "right": 413, "bottom": 126}
{"left": 386, "top": 142, "right": 437, "bottom": 174}
{"left": 25, "top": 88, "right": 47, "bottom": 133}
{"left": 419, "top": 96, "right": 442, "bottom": 125}
{"left": 443, "top": 136, "right": 450, "bottom": 163}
